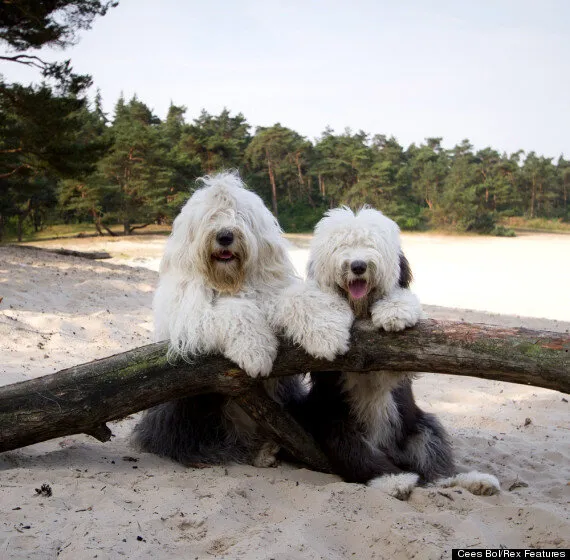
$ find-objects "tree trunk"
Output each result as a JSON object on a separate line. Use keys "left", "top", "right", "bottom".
{"left": 562, "top": 171, "right": 569, "bottom": 213}
{"left": 266, "top": 148, "right": 278, "bottom": 217}
{"left": 130, "top": 223, "right": 152, "bottom": 233}
{"left": 1, "top": 320, "right": 568, "bottom": 460}
{"left": 530, "top": 177, "right": 536, "bottom": 219}
{"left": 306, "top": 176, "right": 316, "bottom": 208}
{"left": 295, "top": 152, "right": 304, "bottom": 188}
{"left": 17, "top": 213, "right": 24, "bottom": 242}
{"left": 91, "top": 209, "right": 104, "bottom": 236}
{"left": 102, "top": 224, "right": 117, "bottom": 237}
{"left": 425, "top": 183, "right": 433, "bottom": 210}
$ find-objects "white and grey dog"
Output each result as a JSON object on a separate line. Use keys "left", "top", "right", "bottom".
{"left": 133, "top": 172, "right": 352, "bottom": 466}
{"left": 290, "top": 206, "right": 500, "bottom": 499}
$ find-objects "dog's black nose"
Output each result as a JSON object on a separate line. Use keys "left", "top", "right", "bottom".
{"left": 350, "top": 260, "right": 367, "bottom": 275}
{"left": 216, "top": 230, "right": 234, "bottom": 246}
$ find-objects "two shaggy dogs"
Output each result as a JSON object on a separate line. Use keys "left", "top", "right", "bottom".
{"left": 134, "top": 172, "right": 499, "bottom": 499}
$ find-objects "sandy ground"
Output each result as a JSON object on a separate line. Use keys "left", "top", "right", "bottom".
{"left": 1, "top": 233, "right": 569, "bottom": 559}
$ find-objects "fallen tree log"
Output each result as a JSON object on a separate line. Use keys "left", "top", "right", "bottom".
{"left": 0, "top": 319, "right": 568, "bottom": 465}
{"left": 13, "top": 244, "right": 112, "bottom": 260}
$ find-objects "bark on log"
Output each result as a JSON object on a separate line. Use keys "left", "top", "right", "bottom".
{"left": 1, "top": 320, "right": 568, "bottom": 461}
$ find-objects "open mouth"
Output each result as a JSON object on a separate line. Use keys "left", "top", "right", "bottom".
{"left": 347, "top": 279, "right": 368, "bottom": 300}
{"left": 212, "top": 250, "right": 236, "bottom": 262}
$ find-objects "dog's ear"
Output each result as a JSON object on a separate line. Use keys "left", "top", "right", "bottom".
{"left": 160, "top": 210, "right": 195, "bottom": 275}
{"left": 398, "top": 252, "right": 413, "bottom": 288}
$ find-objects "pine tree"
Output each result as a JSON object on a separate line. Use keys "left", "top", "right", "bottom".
{"left": 160, "top": 103, "right": 201, "bottom": 221}
{"left": 0, "top": 83, "right": 105, "bottom": 240}
{"left": 96, "top": 96, "right": 172, "bottom": 234}
{"left": 184, "top": 109, "right": 251, "bottom": 173}
{"left": 1, "top": 0, "right": 118, "bottom": 94}
{"left": 245, "top": 124, "right": 309, "bottom": 217}
{"left": 312, "top": 128, "right": 371, "bottom": 208}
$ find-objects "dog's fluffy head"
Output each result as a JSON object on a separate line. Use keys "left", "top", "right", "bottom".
{"left": 161, "top": 171, "right": 291, "bottom": 293}
{"left": 308, "top": 207, "right": 410, "bottom": 317}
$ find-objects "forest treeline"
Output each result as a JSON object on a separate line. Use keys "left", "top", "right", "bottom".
{"left": 1, "top": 3, "right": 569, "bottom": 241}
{"left": 2, "top": 91, "right": 569, "bottom": 241}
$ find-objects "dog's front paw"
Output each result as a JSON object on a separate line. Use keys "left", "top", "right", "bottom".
{"left": 373, "top": 312, "right": 409, "bottom": 332}
{"left": 299, "top": 320, "right": 351, "bottom": 361}
{"left": 225, "top": 343, "right": 277, "bottom": 378}
{"left": 277, "top": 285, "right": 352, "bottom": 360}
{"left": 438, "top": 471, "right": 500, "bottom": 496}
{"left": 367, "top": 472, "right": 419, "bottom": 501}
{"left": 371, "top": 293, "right": 421, "bottom": 332}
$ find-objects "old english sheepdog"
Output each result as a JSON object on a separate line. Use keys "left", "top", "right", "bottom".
{"left": 291, "top": 207, "right": 500, "bottom": 499}
{"left": 133, "top": 172, "right": 352, "bottom": 467}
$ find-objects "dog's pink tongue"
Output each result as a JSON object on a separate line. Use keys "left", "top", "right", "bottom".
{"left": 218, "top": 250, "right": 233, "bottom": 260}
{"left": 348, "top": 279, "right": 368, "bottom": 300}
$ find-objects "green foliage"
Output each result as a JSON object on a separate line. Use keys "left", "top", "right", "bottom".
{"left": 0, "top": 0, "right": 117, "bottom": 241}
{"left": 186, "top": 109, "right": 251, "bottom": 173}
{"left": 491, "top": 226, "right": 516, "bottom": 237}
{"left": 0, "top": 0, "right": 118, "bottom": 51}
{"left": 0, "top": 82, "right": 106, "bottom": 240}
{"left": 277, "top": 200, "right": 328, "bottom": 233}
{"left": 1, "top": 1, "right": 118, "bottom": 94}
{"left": 95, "top": 96, "right": 174, "bottom": 234}
{"left": 500, "top": 217, "right": 570, "bottom": 233}
{"left": 245, "top": 123, "right": 310, "bottom": 216}
{"left": 2, "top": 214, "right": 34, "bottom": 239}
{"left": 2, "top": 96, "right": 569, "bottom": 239}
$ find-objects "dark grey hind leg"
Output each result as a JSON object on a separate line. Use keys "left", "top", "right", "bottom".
{"left": 396, "top": 413, "right": 500, "bottom": 495}
{"left": 392, "top": 379, "right": 455, "bottom": 483}
{"left": 322, "top": 425, "right": 420, "bottom": 500}
{"left": 323, "top": 423, "right": 405, "bottom": 484}
{"left": 392, "top": 380, "right": 500, "bottom": 495}
{"left": 132, "top": 394, "right": 262, "bottom": 466}
{"left": 396, "top": 411, "right": 455, "bottom": 482}
{"left": 341, "top": 438, "right": 421, "bottom": 500}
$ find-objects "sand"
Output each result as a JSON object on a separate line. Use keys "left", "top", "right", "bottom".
{"left": 1, "top": 232, "right": 569, "bottom": 559}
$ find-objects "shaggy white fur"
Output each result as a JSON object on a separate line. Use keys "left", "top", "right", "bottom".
{"left": 153, "top": 171, "right": 352, "bottom": 377}
{"left": 308, "top": 206, "right": 422, "bottom": 327}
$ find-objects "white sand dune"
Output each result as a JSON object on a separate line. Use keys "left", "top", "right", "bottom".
{"left": 1, "top": 233, "right": 569, "bottom": 559}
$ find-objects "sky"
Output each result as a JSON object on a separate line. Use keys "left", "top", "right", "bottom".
{"left": 2, "top": 0, "right": 570, "bottom": 158}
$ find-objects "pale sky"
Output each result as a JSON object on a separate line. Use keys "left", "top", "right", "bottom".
{"left": 2, "top": 0, "right": 569, "bottom": 158}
